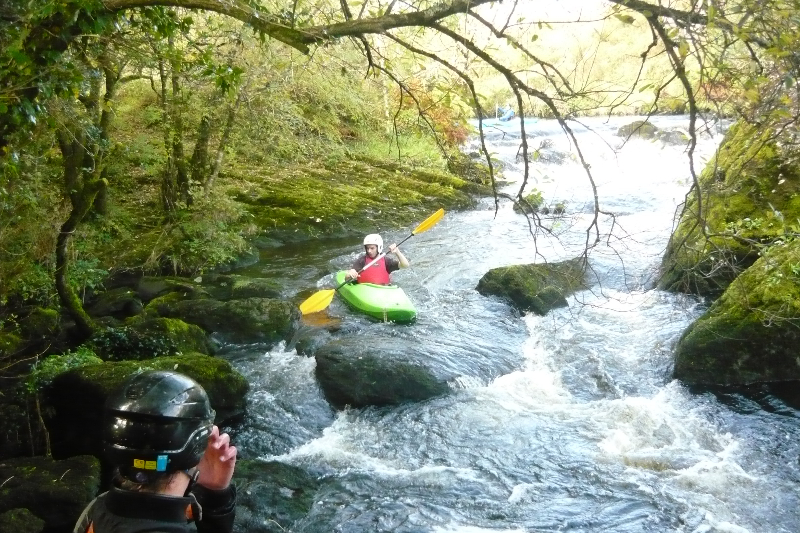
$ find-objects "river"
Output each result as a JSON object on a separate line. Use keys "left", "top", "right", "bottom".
{"left": 229, "top": 115, "right": 800, "bottom": 532}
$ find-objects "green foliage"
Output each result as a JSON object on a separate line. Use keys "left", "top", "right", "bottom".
{"left": 25, "top": 347, "right": 102, "bottom": 394}
{"left": 90, "top": 326, "right": 177, "bottom": 361}
{"left": 6, "top": 264, "right": 57, "bottom": 308}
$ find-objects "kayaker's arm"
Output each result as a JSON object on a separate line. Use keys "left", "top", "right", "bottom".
{"left": 388, "top": 244, "right": 409, "bottom": 269}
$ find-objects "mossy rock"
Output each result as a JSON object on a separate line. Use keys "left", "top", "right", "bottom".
{"left": 86, "top": 287, "right": 143, "bottom": 319}
{"left": 446, "top": 152, "right": 496, "bottom": 186}
{"left": 660, "top": 119, "right": 800, "bottom": 297}
{"left": 674, "top": 241, "right": 800, "bottom": 385}
{"left": 0, "top": 508, "right": 45, "bottom": 533}
{"left": 0, "top": 330, "right": 23, "bottom": 357}
{"left": 314, "top": 341, "right": 450, "bottom": 409}
{"left": 0, "top": 455, "right": 100, "bottom": 531}
{"left": 89, "top": 318, "right": 212, "bottom": 361}
{"left": 655, "top": 129, "right": 690, "bottom": 145}
{"left": 136, "top": 276, "right": 208, "bottom": 303}
{"left": 202, "top": 274, "right": 282, "bottom": 300}
{"left": 476, "top": 258, "right": 587, "bottom": 315}
{"left": 232, "top": 459, "right": 320, "bottom": 533}
{"left": 149, "top": 297, "right": 299, "bottom": 344}
{"left": 616, "top": 120, "right": 659, "bottom": 139}
{"left": 18, "top": 308, "right": 60, "bottom": 339}
{"left": 44, "top": 354, "right": 249, "bottom": 459}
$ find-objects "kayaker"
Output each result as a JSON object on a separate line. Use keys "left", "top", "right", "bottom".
{"left": 73, "top": 370, "right": 238, "bottom": 533}
{"left": 345, "top": 233, "right": 409, "bottom": 285}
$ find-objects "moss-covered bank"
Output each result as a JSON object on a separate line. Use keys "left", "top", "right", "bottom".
{"left": 673, "top": 240, "right": 800, "bottom": 385}
{"left": 660, "top": 120, "right": 800, "bottom": 297}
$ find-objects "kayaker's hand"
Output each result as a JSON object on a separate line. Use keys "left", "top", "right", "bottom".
{"left": 196, "top": 425, "right": 237, "bottom": 490}
{"left": 346, "top": 269, "right": 358, "bottom": 281}
{"left": 387, "top": 243, "right": 398, "bottom": 254}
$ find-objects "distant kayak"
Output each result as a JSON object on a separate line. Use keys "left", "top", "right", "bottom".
{"left": 334, "top": 271, "right": 417, "bottom": 324}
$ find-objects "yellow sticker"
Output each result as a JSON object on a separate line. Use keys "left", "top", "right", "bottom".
{"left": 145, "top": 461, "right": 157, "bottom": 470}
{"left": 133, "top": 459, "right": 145, "bottom": 468}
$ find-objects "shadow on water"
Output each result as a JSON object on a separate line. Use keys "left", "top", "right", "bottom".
{"left": 691, "top": 382, "right": 800, "bottom": 416}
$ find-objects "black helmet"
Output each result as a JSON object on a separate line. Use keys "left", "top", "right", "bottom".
{"left": 104, "top": 371, "right": 215, "bottom": 476}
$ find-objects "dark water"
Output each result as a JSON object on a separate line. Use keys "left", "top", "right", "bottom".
{"left": 228, "top": 116, "right": 800, "bottom": 532}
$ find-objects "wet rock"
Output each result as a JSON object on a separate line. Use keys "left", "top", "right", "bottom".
{"left": 476, "top": 258, "right": 587, "bottom": 315}
{"left": 674, "top": 242, "right": 800, "bottom": 385}
{"left": 0, "top": 455, "right": 100, "bottom": 532}
{"left": 45, "top": 354, "right": 248, "bottom": 459}
{"left": 232, "top": 459, "right": 320, "bottom": 533}
{"left": 656, "top": 129, "right": 690, "bottom": 146}
{"left": 314, "top": 340, "right": 450, "bottom": 409}
{"left": 616, "top": 120, "right": 659, "bottom": 139}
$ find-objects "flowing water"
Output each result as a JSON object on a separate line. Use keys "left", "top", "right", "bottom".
{"left": 228, "top": 116, "right": 800, "bottom": 532}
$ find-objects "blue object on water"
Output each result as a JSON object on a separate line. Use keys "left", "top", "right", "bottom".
{"left": 498, "top": 106, "right": 515, "bottom": 121}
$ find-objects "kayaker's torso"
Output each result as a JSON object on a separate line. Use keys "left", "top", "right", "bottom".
{"left": 352, "top": 254, "right": 399, "bottom": 285}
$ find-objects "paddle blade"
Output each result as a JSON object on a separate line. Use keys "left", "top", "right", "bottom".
{"left": 412, "top": 208, "right": 444, "bottom": 235}
{"left": 299, "top": 289, "right": 335, "bottom": 315}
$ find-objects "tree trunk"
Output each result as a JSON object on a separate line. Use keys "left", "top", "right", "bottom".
{"left": 55, "top": 172, "right": 105, "bottom": 340}
{"left": 170, "top": 37, "right": 190, "bottom": 207}
{"left": 158, "top": 57, "right": 177, "bottom": 213}
{"left": 206, "top": 92, "right": 241, "bottom": 196}
{"left": 190, "top": 115, "right": 211, "bottom": 189}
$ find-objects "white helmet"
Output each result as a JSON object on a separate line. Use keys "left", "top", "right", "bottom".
{"left": 363, "top": 234, "right": 383, "bottom": 254}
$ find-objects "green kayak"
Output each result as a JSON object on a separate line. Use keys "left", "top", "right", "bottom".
{"left": 334, "top": 271, "right": 417, "bottom": 324}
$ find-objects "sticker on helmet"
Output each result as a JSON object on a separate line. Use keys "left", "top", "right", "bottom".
{"left": 156, "top": 455, "right": 168, "bottom": 471}
{"left": 133, "top": 459, "right": 145, "bottom": 468}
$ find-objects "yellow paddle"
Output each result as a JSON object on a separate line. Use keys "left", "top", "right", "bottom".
{"left": 299, "top": 208, "right": 445, "bottom": 315}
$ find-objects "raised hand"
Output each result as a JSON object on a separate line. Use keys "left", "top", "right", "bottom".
{"left": 196, "top": 425, "right": 237, "bottom": 490}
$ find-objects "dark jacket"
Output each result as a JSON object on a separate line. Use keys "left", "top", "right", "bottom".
{"left": 73, "top": 483, "right": 236, "bottom": 533}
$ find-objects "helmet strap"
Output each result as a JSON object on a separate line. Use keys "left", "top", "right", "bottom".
{"left": 183, "top": 467, "right": 200, "bottom": 497}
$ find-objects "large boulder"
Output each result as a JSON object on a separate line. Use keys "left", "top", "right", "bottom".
{"left": 86, "top": 287, "right": 143, "bottom": 319}
{"left": 0, "top": 455, "right": 100, "bottom": 532}
{"left": 202, "top": 274, "right": 283, "bottom": 300}
{"left": 616, "top": 120, "right": 659, "bottom": 139}
{"left": 145, "top": 297, "right": 299, "bottom": 344}
{"left": 136, "top": 276, "right": 208, "bottom": 303}
{"left": 89, "top": 318, "right": 212, "bottom": 360}
{"left": 674, "top": 241, "right": 800, "bottom": 385}
{"left": 660, "top": 119, "right": 800, "bottom": 297}
{"left": 476, "top": 258, "right": 586, "bottom": 315}
{"left": 44, "top": 354, "right": 249, "bottom": 459}
{"left": 314, "top": 340, "right": 450, "bottom": 409}
{"left": 18, "top": 307, "right": 60, "bottom": 339}
{"left": 232, "top": 459, "right": 320, "bottom": 533}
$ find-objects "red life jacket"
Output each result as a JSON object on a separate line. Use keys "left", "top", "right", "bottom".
{"left": 357, "top": 255, "right": 390, "bottom": 285}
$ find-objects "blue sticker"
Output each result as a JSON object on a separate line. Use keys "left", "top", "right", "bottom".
{"left": 156, "top": 455, "right": 168, "bottom": 471}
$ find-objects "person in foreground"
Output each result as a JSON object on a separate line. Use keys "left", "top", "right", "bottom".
{"left": 73, "top": 370, "right": 237, "bottom": 533}
{"left": 345, "top": 233, "right": 409, "bottom": 285}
